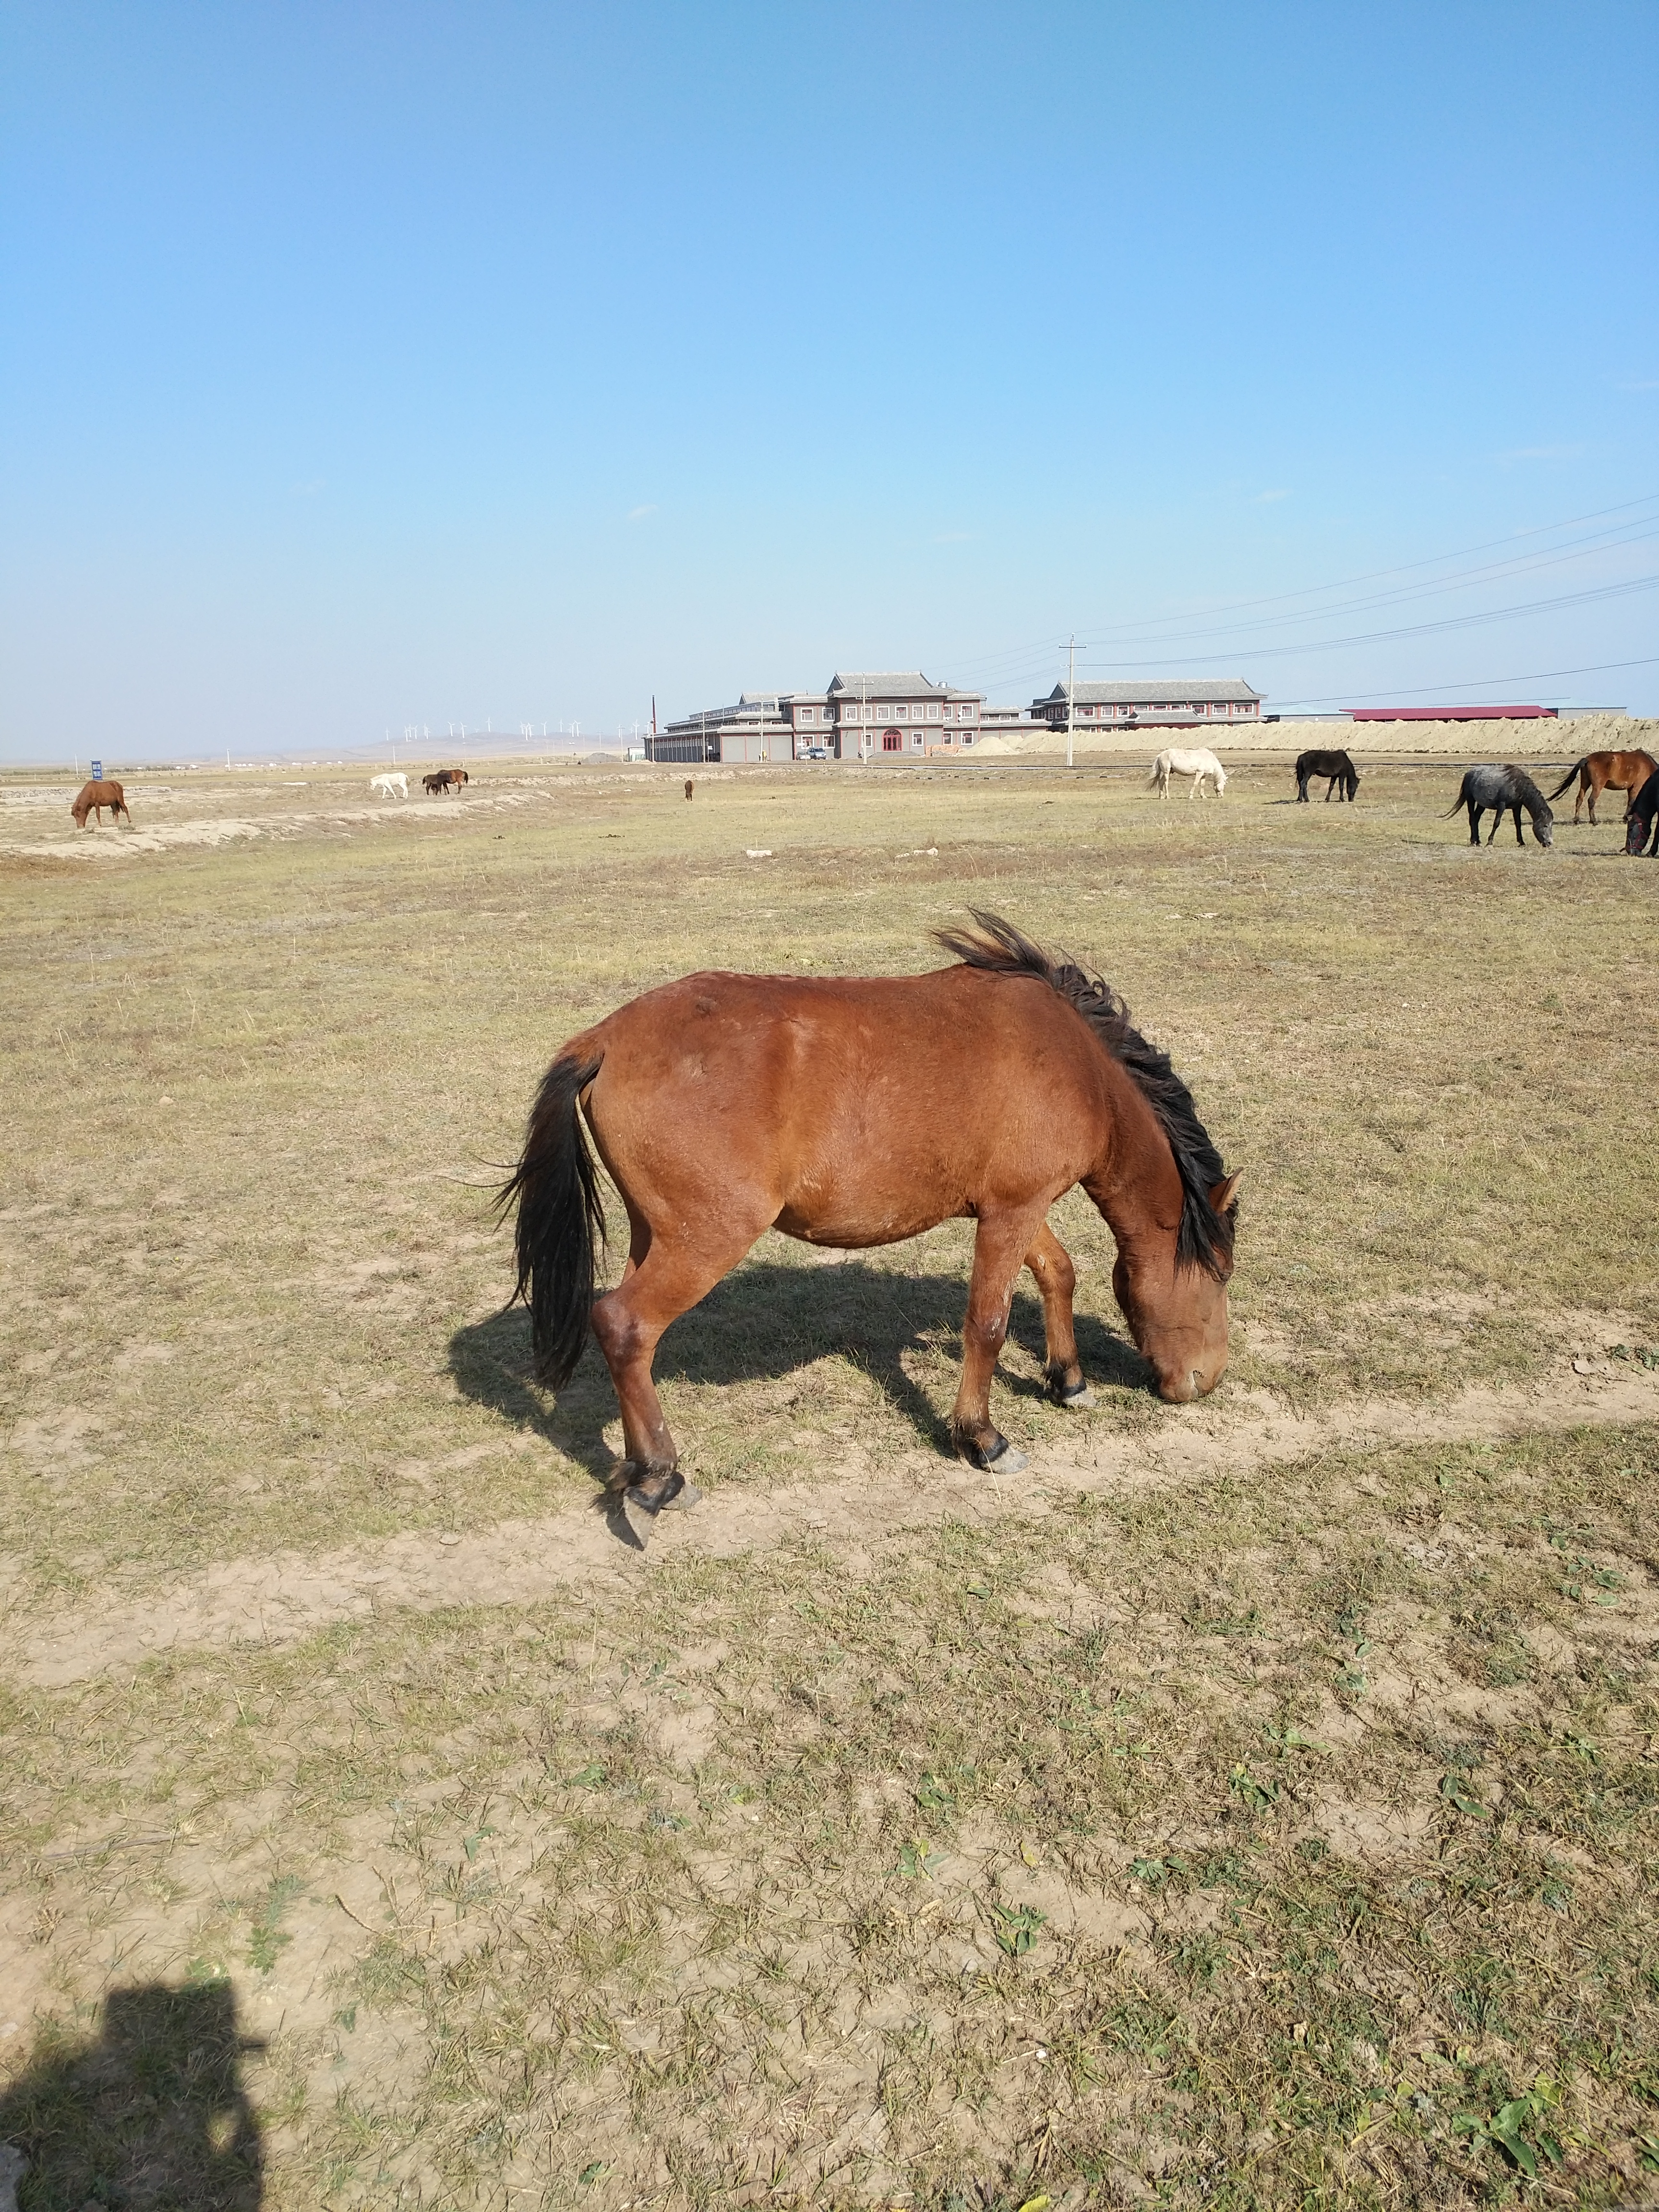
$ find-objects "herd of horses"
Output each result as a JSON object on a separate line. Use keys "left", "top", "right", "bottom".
{"left": 369, "top": 769, "right": 472, "bottom": 797}
{"left": 65, "top": 748, "right": 1659, "bottom": 855}
{"left": 1147, "top": 743, "right": 1656, "bottom": 854}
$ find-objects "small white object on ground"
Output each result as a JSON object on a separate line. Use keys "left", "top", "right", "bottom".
{"left": 744, "top": 848, "right": 773, "bottom": 858}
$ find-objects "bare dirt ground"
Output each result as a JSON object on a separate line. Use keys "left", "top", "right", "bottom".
{"left": 2, "top": 756, "right": 1656, "bottom": 2209}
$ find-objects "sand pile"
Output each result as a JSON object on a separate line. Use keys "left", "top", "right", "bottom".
{"left": 970, "top": 713, "right": 1655, "bottom": 761}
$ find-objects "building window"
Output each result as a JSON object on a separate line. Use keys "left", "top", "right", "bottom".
{"left": 928, "top": 701, "right": 941, "bottom": 720}
{"left": 910, "top": 731, "right": 923, "bottom": 749}
{"left": 883, "top": 729, "right": 902, "bottom": 752}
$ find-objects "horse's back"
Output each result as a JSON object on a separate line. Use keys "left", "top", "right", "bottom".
{"left": 1165, "top": 747, "right": 1220, "bottom": 776}
{"left": 579, "top": 966, "right": 1109, "bottom": 1241}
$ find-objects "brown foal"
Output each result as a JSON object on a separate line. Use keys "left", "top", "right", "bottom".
{"left": 502, "top": 914, "right": 1239, "bottom": 1519}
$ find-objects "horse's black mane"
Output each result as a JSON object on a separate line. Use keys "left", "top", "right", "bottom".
{"left": 935, "top": 910, "right": 1236, "bottom": 1278}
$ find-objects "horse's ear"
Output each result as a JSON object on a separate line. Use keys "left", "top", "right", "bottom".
{"left": 1210, "top": 1171, "right": 1242, "bottom": 1215}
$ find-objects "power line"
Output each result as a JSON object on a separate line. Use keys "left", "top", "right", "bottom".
{"left": 939, "top": 488, "right": 1659, "bottom": 681}
{"left": 1085, "top": 571, "right": 1659, "bottom": 671}
{"left": 1273, "top": 654, "right": 1659, "bottom": 709}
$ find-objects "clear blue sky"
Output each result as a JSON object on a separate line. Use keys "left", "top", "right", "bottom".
{"left": 4, "top": 1, "right": 1658, "bottom": 760}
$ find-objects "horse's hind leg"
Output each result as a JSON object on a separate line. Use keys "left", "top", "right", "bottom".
{"left": 950, "top": 1205, "right": 1048, "bottom": 1474}
{"left": 1025, "top": 1220, "right": 1091, "bottom": 1408}
{"left": 1586, "top": 778, "right": 1599, "bottom": 826}
{"left": 588, "top": 1223, "right": 760, "bottom": 1507}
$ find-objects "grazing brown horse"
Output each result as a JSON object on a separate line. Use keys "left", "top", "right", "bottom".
{"left": 1547, "top": 750, "right": 1658, "bottom": 826}
{"left": 501, "top": 913, "right": 1240, "bottom": 1520}
{"left": 70, "top": 779, "right": 130, "bottom": 828}
{"left": 422, "top": 768, "right": 469, "bottom": 795}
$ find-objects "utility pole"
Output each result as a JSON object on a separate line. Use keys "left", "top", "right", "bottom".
{"left": 1064, "top": 635, "right": 1086, "bottom": 770}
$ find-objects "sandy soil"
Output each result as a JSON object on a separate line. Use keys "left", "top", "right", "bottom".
{"left": 12, "top": 1349, "right": 1658, "bottom": 1690}
{"left": 972, "top": 711, "right": 1656, "bottom": 761}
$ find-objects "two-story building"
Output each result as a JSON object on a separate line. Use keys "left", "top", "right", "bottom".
{"left": 817, "top": 672, "right": 982, "bottom": 758}
{"left": 650, "top": 672, "right": 986, "bottom": 763}
{"left": 1031, "top": 680, "right": 1262, "bottom": 730}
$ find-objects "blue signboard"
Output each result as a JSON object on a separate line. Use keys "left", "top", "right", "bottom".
{"left": 90, "top": 758, "right": 102, "bottom": 781}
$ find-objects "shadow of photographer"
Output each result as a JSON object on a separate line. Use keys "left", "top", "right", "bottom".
{"left": 0, "top": 1981, "right": 263, "bottom": 2210}
{"left": 448, "top": 1253, "right": 1153, "bottom": 1473}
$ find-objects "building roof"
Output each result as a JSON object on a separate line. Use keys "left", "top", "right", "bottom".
{"left": 830, "top": 671, "right": 956, "bottom": 700}
{"left": 661, "top": 693, "right": 799, "bottom": 732}
{"left": 1038, "top": 679, "right": 1261, "bottom": 706}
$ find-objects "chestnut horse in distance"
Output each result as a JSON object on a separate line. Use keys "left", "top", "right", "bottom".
{"left": 501, "top": 913, "right": 1240, "bottom": 1519}
{"left": 70, "top": 779, "right": 130, "bottom": 828}
{"left": 1547, "top": 749, "right": 1658, "bottom": 826}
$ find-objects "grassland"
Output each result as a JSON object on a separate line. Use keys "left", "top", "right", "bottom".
{"left": 1, "top": 754, "right": 1657, "bottom": 2209}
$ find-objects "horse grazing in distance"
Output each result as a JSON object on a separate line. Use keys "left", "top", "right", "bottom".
{"left": 1295, "top": 748, "right": 1359, "bottom": 803}
{"left": 1151, "top": 747, "right": 1227, "bottom": 799}
{"left": 1548, "top": 749, "right": 1658, "bottom": 826}
{"left": 422, "top": 769, "right": 468, "bottom": 795}
{"left": 499, "top": 911, "right": 1240, "bottom": 1526}
{"left": 1625, "top": 769, "right": 1659, "bottom": 856}
{"left": 70, "top": 779, "right": 130, "bottom": 828}
{"left": 1446, "top": 765, "right": 1554, "bottom": 849}
{"left": 370, "top": 771, "right": 409, "bottom": 800}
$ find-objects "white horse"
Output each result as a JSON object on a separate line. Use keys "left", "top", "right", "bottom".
{"left": 1151, "top": 747, "right": 1227, "bottom": 800}
{"left": 370, "top": 772, "right": 409, "bottom": 800}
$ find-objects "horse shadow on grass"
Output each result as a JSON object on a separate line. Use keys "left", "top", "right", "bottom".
{"left": 0, "top": 1980, "right": 264, "bottom": 2209}
{"left": 448, "top": 1256, "right": 1154, "bottom": 1507}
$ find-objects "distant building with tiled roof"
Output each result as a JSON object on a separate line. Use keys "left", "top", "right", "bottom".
{"left": 650, "top": 670, "right": 984, "bottom": 763}
{"left": 1033, "top": 679, "right": 1261, "bottom": 731}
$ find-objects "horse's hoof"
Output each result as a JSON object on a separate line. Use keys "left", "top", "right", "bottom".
{"left": 959, "top": 1433, "right": 1028, "bottom": 1476}
{"left": 624, "top": 1470, "right": 699, "bottom": 1517}
{"left": 1054, "top": 1382, "right": 1096, "bottom": 1412}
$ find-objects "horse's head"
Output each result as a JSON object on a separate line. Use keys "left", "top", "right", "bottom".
{"left": 1532, "top": 807, "right": 1554, "bottom": 849}
{"left": 1112, "top": 1173, "right": 1239, "bottom": 1403}
{"left": 1628, "top": 815, "right": 1650, "bottom": 857}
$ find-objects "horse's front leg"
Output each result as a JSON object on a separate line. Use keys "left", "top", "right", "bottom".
{"left": 1025, "top": 1220, "right": 1093, "bottom": 1408}
{"left": 949, "top": 1207, "right": 1046, "bottom": 1473}
{"left": 1513, "top": 806, "right": 1526, "bottom": 847}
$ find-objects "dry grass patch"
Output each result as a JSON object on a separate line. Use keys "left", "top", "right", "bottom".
{"left": 2, "top": 1421, "right": 1657, "bottom": 2205}
{"left": 2, "top": 756, "right": 1658, "bottom": 2205}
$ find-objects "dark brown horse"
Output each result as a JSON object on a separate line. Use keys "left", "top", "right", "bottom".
{"left": 70, "top": 778, "right": 130, "bottom": 828}
{"left": 1547, "top": 749, "right": 1658, "bottom": 825}
{"left": 501, "top": 914, "right": 1240, "bottom": 1520}
{"left": 1626, "top": 769, "right": 1659, "bottom": 856}
{"left": 422, "top": 768, "right": 470, "bottom": 795}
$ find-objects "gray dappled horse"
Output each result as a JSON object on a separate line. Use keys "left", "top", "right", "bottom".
{"left": 1445, "top": 766, "right": 1553, "bottom": 849}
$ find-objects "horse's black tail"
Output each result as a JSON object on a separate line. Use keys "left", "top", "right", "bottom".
{"left": 497, "top": 1053, "right": 606, "bottom": 1387}
{"left": 1546, "top": 757, "right": 1587, "bottom": 801}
